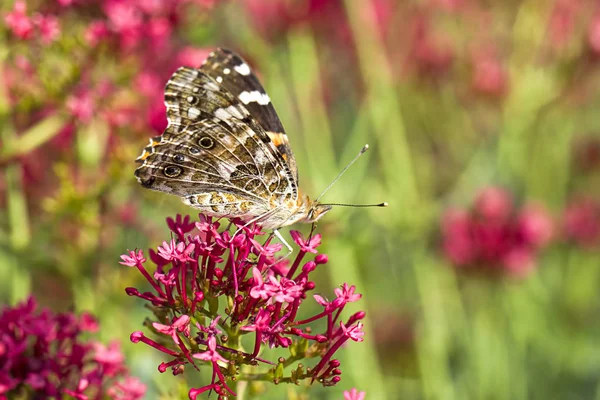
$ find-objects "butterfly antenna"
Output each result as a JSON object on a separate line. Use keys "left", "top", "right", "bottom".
{"left": 315, "top": 144, "right": 370, "bottom": 203}
{"left": 319, "top": 202, "right": 388, "bottom": 208}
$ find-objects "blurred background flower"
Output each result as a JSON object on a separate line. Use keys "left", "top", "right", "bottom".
{"left": 1, "top": 0, "right": 600, "bottom": 398}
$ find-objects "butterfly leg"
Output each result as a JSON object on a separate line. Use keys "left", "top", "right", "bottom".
{"left": 273, "top": 229, "right": 293, "bottom": 259}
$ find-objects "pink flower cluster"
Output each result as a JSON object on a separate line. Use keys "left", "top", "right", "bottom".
{"left": 0, "top": 297, "right": 145, "bottom": 399}
{"left": 441, "top": 187, "right": 554, "bottom": 277}
{"left": 4, "top": 1, "right": 60, "bottom": 43}
{"left": 121, "top": 214, "right": 366, "bottom": 398}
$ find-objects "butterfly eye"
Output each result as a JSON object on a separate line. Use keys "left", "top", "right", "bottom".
{"left": 164, "top": 165, "right": 182, "bottom": 177}
{"left": 198, "top": 136, "right": 214, "bottom": 149}
{"left": 173, "top": 153, "right": 185, "bottom": 163}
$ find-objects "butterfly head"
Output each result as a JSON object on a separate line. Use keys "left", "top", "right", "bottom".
{"left": 305, "top": 202, "right": 333, "bottom": 224}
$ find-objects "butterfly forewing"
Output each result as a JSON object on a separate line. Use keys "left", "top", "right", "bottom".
{"left": 200, "top": 49, "right": 298, "bottom": 183}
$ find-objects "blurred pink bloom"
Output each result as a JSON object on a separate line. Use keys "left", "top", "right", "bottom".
{"left": 107, "top": 376, "right": 147, "bottom": 400}
{"left": 103, "top": 0, "right": 143, "bottom": 33}
{"left": 33, "top": 14, "right": 61, "bottom": 44}
{"left": 177, "top": 46, "right": 212, "bottom": 68}
{"left": 362, "top": 0, "right": 395, "bottom": 39}
{"left": 85, "top": 20, "right": 110, "bottom": 46}
{"left": 442, "top": 209, "right": 476, "bottom": 266}
{"left": 441, "top": 187, "right": 554, "bottom": 277}
{"left": 474, "top": 186, "right": 513, "bottom": 221}
{"left": 411, "top": 17, "right": 454, "bottom": 77}
{"left": 4, "top": 1, "right": 34, "bottom": 39}
{"left": 242, "top": 0, "right": 292, "bottom": 42}
{"left": 147, "top": 100, "right": 168, "bottom": 133}
{"left": 147, "top": 17, "right": 172, "bottom": 48}
{"left": 588, "top": 14, "right": 600, "bottom": 55}
{"left": 471, "top": 52, "right": 509, "bottom": 98}
{"left": 518, "top": 205, "right": 554, "bottom": 248}
{"left": 502, "top": 247, "right": 536, "bottom": 277}
{"left": 135, "top": 72, "right": 163, "bottom": 97}
{"left": 563, "top": 198, "right": 600, "bottom": 248}
{"left": 0, "top": 297, "right": 144, "bottom": 399}
{"left": 548, "top": 0, "right": 582, "bottom": 48}
{"left": 15, "top": 55, "right": 34, "bottom": 75}
{"left": 344, "top": 388, "right": 366, "bottom": 400}
{"left": 67, "top": 90, "right": 95, "bottom": 123}
{"left": 93, "top": 341, "right": 125, "bottom": 377}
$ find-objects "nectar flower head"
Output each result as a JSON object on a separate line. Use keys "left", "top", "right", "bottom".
{"left": 122, "top": 214, "right": 367, "bottom": 398}
{"left": 441, "top": 186, "right": 554, "bottom": 277}
{"left": 0, "top": 297, "right": 144, "bottom": 399}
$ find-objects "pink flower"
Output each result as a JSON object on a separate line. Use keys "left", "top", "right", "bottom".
{"left": 518, "top": 205, "right": 553, "bottom": 248}
{"left": 333, "top": 283, "right": 362, "bottom": 306}
{"left": 153, "top": 315, "right": 191, "bottom": 345}
{"left": 588, "top": 14, "right": 600, "bottom": 55}
{"left": 441, "top": 187, "right": 554, "bottom": 277}
{"left": 66, "top": 90, "right": 95, "bottom": 123}
{"left": 107, "top": 376, "right": 146, "bottom": 399}
{"left": 344, "top": 388, "right": 366, "bottom": 400}
{"left": 471, "top": 52, "right": 508, "bottom": 98}
{"left": 475, "top": 186, "right": 513, "bottom": 221}
{"left": 192, "top": 336, "right": 228, "bottom": 363}
{"left": 120, "top": 249, "right": 146, "bottom": 267}
{"left": 290, "top": 230, "right": 322, "bottom": 253}
{"left": 548, "top": 0, "right": 582, "bottom": 48}
{"left": 340, "top": 322, "right": 365, "bottom": 342}
{"left": 0, "top": 297, "right": 144, "bottom": 398}
{"left": 177, "top": 47, "right": 212, "bottom": 68}
{"left": 157, "top": 238, "right": 195, "bottom": 262}
{"left": 33, "top": 14, "right": 60, "bottom": 44}
{"left": 85, "top": 21, "right": 109, "bottom": 47}
{"left": 4, "top": 1, "right": 34, "bottom": 39}
{"left": 441, "top": 209, "right": 475, "bottom": 266}
{"left": 93, "top": 341, "right": 125, "bottom": 377}
{"left": 103, "top": 0, "right": 143, "bottom": 33}
{"left": 502, "top": 247, "right": 535, "bottom": 277}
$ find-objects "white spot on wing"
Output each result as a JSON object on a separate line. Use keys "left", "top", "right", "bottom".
{"left": 234, "top": 63, "right": 251, "bottom": 76}
{"left": 216, "top": 76, "right": 223, "bottom": 83}
{"left": 203, "top": 81, "right": 220, "bottom": 91}
{"left": 214, "top": 108, "right": 232, "bottom": 121}
{"left": 223, "top": 68, "right": 230, "bottom": 75}
{"left": 238, "top": 90, "right": 270, "bottom": 105}
{"left": 188, "top": 107, "right": 201, "bottom": 119}
{"left": 214, "top": 105, "right": 247, "bottom": 121}
{"left": 227, "top": 105, "right": 245, "bottom": 119}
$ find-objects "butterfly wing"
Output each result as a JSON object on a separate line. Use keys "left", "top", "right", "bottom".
{"left": 135, "top": 65, "right": 299, "bottom": 216}
{"left": 199, "top": 48, "right": 299, "bottom": 184}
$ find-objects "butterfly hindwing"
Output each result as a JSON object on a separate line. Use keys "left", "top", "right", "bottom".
{"left": 200, "top": 48, "right": 298, "bottom": 183}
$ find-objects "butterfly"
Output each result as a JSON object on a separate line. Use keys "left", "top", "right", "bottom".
{"left": 135, "top": 48, "right": 334, "bottom": 233}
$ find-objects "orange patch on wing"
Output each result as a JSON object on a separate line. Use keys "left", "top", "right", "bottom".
{"left": 266, "top": 131, "right": 285, "bottom": 147}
